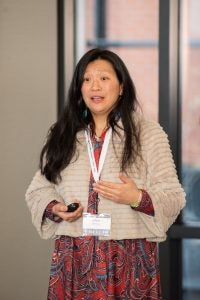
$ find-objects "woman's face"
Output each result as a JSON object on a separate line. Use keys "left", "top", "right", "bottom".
{"left": 81, "top": 59, "right": 123, "bottom": 120}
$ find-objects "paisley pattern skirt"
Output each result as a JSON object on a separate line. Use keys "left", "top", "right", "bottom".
{"left": 47, "top": 236, "right": 162, "bottom": 300}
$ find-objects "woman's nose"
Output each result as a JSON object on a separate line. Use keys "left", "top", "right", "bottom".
{"left": 91, "top": 79, "right": 101, "bottom": 90}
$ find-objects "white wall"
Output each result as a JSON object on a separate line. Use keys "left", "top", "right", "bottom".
{"left": 0, "top": 1, "right": 57, "bottom": 299}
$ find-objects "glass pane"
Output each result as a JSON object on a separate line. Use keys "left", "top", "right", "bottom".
{"left": 75, "top": 0, "right": 159, "bottom": 121}
{"left": 181, "top": 0, "right": 200, "bottom": 226}
{"left": 182, "top": 239, "right": 200, "bottom": 299}
{"left": 181, "top": 0, "right": 200, "bottom": 298}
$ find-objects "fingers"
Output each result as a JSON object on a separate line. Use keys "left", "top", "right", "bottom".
{"left": 93, "top": 181, "right": 122, "bottom": 202}
{"left": 93, "top": 174, "right": 139, "bottom": 205}
{"left": 93, "top": 174, "right": 134, "bottom": 189}
{"left": 93, "top": 174, "right": 128, "bottom": 192}
{"left": 119, "top": 173, "right": 132, "bottom": 183}
{"left": 52, "top": 203, "right": 67, "bottom": 214}
{"left": 94, "top": 180, "right": 116, "bottom": 189}
{"left": 53, "top": 202, "right": 84, "bottom": 222}
{"left": 63, "top": 204, "right": 84, "bottom": 222}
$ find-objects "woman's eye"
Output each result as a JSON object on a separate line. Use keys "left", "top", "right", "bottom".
{"left": 83, "top": 77, "right": 90, "bottom": 82}
{"left": 101, "top": 76, "right": 109, "bottom": 80}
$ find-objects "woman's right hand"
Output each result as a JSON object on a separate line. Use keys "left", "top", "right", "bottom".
{"left": 52, "top": 201, "right": 83, "bottom": 222}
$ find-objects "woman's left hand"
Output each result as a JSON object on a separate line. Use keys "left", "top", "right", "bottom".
{"left": 93, "top": 173, "right": 141, "bottom": 205}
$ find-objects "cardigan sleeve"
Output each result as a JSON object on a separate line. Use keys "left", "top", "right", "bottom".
{"left": 138, "top": 120, "right": 186, "bottom": 241}
{"left": 25, "top": 170, "right": 64, "bottom": 239}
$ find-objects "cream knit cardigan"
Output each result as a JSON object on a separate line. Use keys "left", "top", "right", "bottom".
{"left": 25, "top": 117, "right": 185, "bottom": 242}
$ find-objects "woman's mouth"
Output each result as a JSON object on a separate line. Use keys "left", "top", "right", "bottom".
{"left": 91, "top": 96, "right": 104, "bottom": 103}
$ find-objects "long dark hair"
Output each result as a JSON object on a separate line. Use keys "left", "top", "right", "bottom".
{"left": 40, "top": 48, "right": 141, "bottom": 183}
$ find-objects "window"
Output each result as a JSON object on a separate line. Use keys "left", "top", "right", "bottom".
{"left": 181, "top": 0, "right": 200, "bottom": 298}
{"left": 75, "top": 0, "right": 159, "bottom": 120}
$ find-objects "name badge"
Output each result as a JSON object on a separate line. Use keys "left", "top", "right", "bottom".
{"left": 82, "top": 213, "right": 111, "bottom": 236}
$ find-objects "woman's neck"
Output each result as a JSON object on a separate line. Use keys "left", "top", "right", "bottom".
{"left": 93, "top": 116, "right": 108, "bottom": 137}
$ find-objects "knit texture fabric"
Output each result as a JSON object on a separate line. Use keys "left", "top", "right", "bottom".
{"left": 25, "top": 117, "right": 186, "bottom": 242}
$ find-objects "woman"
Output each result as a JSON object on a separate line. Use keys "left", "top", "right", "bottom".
{"left": 25, "top": 48, "right": 185, "bottom": 299}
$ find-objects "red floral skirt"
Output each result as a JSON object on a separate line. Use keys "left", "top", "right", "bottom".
{"left": 47, "top": 236, "right": 162, "bottom": 300}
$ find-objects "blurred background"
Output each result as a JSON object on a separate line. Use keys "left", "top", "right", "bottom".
{"left": 0, "top": 0, "right": 199, "bottom": 299}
